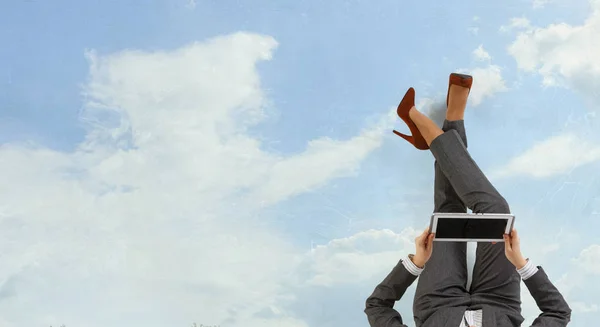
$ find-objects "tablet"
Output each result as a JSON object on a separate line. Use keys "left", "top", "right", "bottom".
{"left": 429, "top": 213, "right": 515, "bottom": 242}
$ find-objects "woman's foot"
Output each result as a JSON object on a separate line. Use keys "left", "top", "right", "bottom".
{"left": 446, "top": 73, "right": 473, "bottom": 121}
{"left": 408, "top": 106, "right": 444, "bottom": 146}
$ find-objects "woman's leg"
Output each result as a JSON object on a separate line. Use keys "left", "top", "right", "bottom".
{"left": 408, "top": 103, "right": 522, "bottom": 317}
{"left": 413, "top": 85, "right": 472, "bottom": 324}
{"left": 408, "top": 106, "right": 509, "bottom": 216}
{"left": 412, "top": 120, "right": 471, "bottom": 324}
{"left": 469, "top": 240, "right": 522, "bottom": 315}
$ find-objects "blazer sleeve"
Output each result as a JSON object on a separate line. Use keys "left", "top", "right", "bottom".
{"left": 523, "top": 266, "right": 572, "bottom": 326}
{"left": 364, "top": 259, "right": 419, "bottom": 327}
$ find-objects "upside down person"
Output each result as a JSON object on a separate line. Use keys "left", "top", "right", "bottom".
{"left": 364, "top": 74, "right": 571, "bottom": 327}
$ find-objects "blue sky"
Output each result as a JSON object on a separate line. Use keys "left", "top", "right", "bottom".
{"left": 1, "top": 0, "right": 600, "bottom": 326}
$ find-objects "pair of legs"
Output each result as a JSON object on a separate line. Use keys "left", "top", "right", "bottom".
{"left": 411, "top": 85, "right": 522, "bottom": 323}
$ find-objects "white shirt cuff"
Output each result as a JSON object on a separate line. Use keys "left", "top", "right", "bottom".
{"left": 516, "top": 258, "right": 539, "bottom": 280}
{"left": 402, "top": 255, "right": 424, "bottom": 276}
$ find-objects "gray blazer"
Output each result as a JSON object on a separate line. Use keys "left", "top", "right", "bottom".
{"left": 364, "top": 259, "right": 571, "bottom": 327}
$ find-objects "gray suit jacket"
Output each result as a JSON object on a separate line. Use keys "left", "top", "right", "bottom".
{"left": 364, "top": 259, "right": 571, "bottom": 327}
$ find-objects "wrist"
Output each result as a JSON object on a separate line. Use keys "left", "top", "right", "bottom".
{"left": 515, "top": 257, "right": 528, "bottom": 270}
{"left": 410, "top": 254, "right": 426, "bottom": 268}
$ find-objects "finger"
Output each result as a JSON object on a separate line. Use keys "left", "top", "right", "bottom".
{"left": 418, "top": 227, "right": 431, "bottom": 240}
{"left": 415, "top": 235, "right": 424, "bottom": 247}
{"left": 512, "top": 229, "right": 520, "bottom": 244}
{"left": 422, "top": 226, "right": 430, "bottom": 236}
{"left": 421, "top": 234, "right": 431, "bottom": 246}
{"left": 503, "top": 234, "right": 511, "bottom": 251}
{"left": 492, "top": 241, "right": 497, "bottom": 245}
{"left": 416, "top": 234, "right": 423, "bottom": 243}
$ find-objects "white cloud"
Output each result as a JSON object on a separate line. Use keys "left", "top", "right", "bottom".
{"left": 473, "top": 45, "right": 492, "bottom": 61}
{"left": 555, "top": 245, "right": 600, "bottom": 295}
{"left": 250, "top": 113, "right": 392, "bottom": 207}
{"left": 0, "top": 32, "right": 390, "bottom": 327}
{"left": 571, "top": 301, "right": 599, "bottom": 313}
{"left": 552, "top": 244, "right": 600, "bottom": 320}
{"left": 507, "top": 0, "right": 600, "bottom": 101}
{"left": 573, "top": 244, "right": 600, "bottom": 274}
{"left": 490, "top": 133, "right": 600, "bottom": 179}
{"left": 452, "top": 45, "right": 508, "bottom": 107}
{"left": 533, "top": 0, "right": 553, "bottom": 9}
{"left": 186, "top": 0, "right": 197, "bottom": 9}
{"left": 468, "top": 17, "right": 480, "bottom": 35}
{"left": 500, "top": 17, "right": 532, "bottom": 32}
{"left": 304, "top": 228, "right": 419, "bottom": 286}
{"left": 532, "top": 0, "right": 548, "bottom": 8}
{"left": 458, "top": 65, "right": 507, "bottom": 107}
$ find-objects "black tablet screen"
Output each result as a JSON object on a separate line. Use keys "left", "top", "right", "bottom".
{"left": 435, "top": 218, "right": 508, "bottom": 239}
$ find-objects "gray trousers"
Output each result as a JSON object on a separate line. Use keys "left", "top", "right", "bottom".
{"left": 412, "top": 120, "right": 523, "bottom": 324}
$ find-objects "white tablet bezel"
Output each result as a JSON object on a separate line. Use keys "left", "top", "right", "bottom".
{"left": 429, "top": 212, "right": 515, "bottom": 242}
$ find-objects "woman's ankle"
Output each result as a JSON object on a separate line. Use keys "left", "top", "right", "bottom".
{"left": 445, "top": 109, "right": 465, "bottom": 121}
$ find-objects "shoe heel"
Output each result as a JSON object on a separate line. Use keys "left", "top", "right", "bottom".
{"left": 393, "top": 130, "right": 414, "bottom": 143}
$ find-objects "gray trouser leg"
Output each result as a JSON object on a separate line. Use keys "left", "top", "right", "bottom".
{"left": 413, "top": 120, "right": 471, "bottom": 325}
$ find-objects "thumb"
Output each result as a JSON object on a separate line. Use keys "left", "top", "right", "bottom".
{"left": 427, "top": 234, "right": 435, "bottom": 252}
{"left": 422, "top": 226, "right": 430, "bottom": 236}
{"left": 503, "top": 234, "right": 511, "bottom": 251}
{"left": 511, "top": 229, "right": 521, "bottom": 250}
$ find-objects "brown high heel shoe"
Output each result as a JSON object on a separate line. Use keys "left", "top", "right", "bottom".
{"left": 392, "top": 87, "right": 429, "bottom": 150}
{"left": 446, "top": 73, "right": 473, "bottom": 106}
